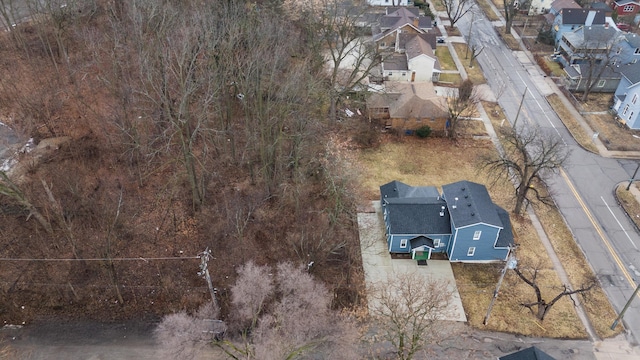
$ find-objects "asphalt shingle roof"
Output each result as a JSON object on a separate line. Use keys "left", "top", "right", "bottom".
{"left": 410, "top": 235, "right": 435, "bottom": 249}
{"left": 495, "top": 207, "right": 515, "bottom": 247}
{"left": 385, "top": 199, "right": 452, "bottom": 234}
{"left": 620, "top": 61, "right": 640, "bottom": 84}
{"left": 380, "top": 180, "right": 440, "bottom": 199}
{"left": 562, "top": 9, "right": 605, "bottom": 25}
{"left": 499, "top": 346, "right": 556, "bottom": 360}
{"left": 441, "top": 180, "right": 503, "bottom": 229}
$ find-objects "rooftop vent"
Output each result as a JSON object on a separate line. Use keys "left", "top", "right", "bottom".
{"left": 471, "top": 212, "right": 475, "bottom": 216}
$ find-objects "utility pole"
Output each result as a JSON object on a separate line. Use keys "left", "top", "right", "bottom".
{"left": 484, "top": 248, "right": 517, "bottom": 325}
{"left": 198, "top": 247, "right": 218, "bottom": 309}
{"left": 513, "top": 86, "right": 528, "bottom": 128}
{"left": 465, "top": 11, "right": 475, "bottom": 59}
{"left": 626, "top": 163, "right": 640, "bottom": 190}
{"left": 611, "top": 282, "right": 640, "bottom": 330}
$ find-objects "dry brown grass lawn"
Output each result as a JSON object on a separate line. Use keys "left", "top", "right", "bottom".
{"left": 356, "top": 135, "right": 590, "bottom": 338}
{"left": 578, "top": 93, "right": 613, "bottom": 112}
{"left": 452, "top": 43, "right": 487, "bottom": 85}
{"left": 432, "top": 0, "right": 446, "bottom": 12}
{"left": 477, "top": 0, "right": 501, "bottom": 21}
{"left": 541, "top": 57, "right": 564, "bottom": 77}
{"left": 616, "top": 183, "right": 640, "bottom": 230}
{"left": 565, "top": 93, "right": 640, "bottom": 151}
{"left": 438, "top": 73, "right": 463, "bottom": 86}
{"left": 435, "top": 46, "right": 457, "bottom": 71}
{"left": 496, "top": 28, "right": 522, "bottom": 50}
{"left": 446, "top": 26, "right": 462, "bottom": 36}
{"left": 546, "top": 94, "right": 599, "bottom": 153}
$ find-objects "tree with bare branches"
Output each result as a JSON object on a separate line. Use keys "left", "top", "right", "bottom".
{"left": 503, "top": 0, "right": 520, "bottom": 34}
{"left": 482, "top": 125, "right": 570, "bottom": 215}
{"left": 368, "top": 272, "right": 455, "bottom": 360}
{"left": 218, "top": 261, "right": 358, "bottom": 360}
{"left": 308, "top": 0, "right": 383, "bottom": 121}
{"left": 513, "top": 265, "right": 598, "bottom": 320}
{"left": 446, "top": 79, "right": 480, "bottom": 139}
{"left": 155, "top": 302, "right": 222, "bottom": 360}
{"left": 575, "top": 34, "right": 622, "bottom": 101}
{"left": 443, "top": 0, "right": 474, "bottom": 27}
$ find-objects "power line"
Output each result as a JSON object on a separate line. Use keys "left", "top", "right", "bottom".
{"left": 0, "top": 256, "right": 199, "bottom": 262}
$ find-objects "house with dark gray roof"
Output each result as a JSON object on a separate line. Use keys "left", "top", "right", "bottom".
{"left": 499, "top": 346, "right": 556, "bottom": 360}
{"left": 550, "top": 8, "right": 607, "bottom": 45}
{"left": 612, "top": 61, "right": 640, "bottom": 128}
{"left": 380, "top": 180, "right": 514, "bottom": 263}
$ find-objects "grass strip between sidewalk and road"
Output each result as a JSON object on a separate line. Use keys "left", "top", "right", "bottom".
{"left": 483, "top": 101, "right": 622, "bottom": 339}
{"left": 546, "top": 94, "right": 599, "bottom": 153}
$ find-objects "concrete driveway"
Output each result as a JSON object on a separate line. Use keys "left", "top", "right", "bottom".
{"left": 358, "top": 201, "right": 467, "bottom": 322}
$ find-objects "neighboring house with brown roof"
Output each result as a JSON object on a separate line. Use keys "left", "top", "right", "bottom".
{"left": 366, "top": 82, "right": 449, "bottom": 134}
{"left": 372, "top": 7, "right": 433, "bottom": 51}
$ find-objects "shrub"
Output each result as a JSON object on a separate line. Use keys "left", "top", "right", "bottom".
{"left": 415, "top": 126, "right": 432, "bottom": 138}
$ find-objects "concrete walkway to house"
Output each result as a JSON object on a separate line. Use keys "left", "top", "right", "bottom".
{"left": 357, "top": 202, "right": 467, "bottom": 322}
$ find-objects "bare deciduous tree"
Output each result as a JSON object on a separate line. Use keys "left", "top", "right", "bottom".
{"left": 155, "top": 302, "right": 222, "bottom": 360}
{"left": 576, "top": 35, "right": 621, "bottom": 101}
{"left": 368, "top": 272, "right": 455, "bottom": 360}
{"left": 230, "top": 261, "right": 274, "bottom": 330}
{"left": 446, "top": 79, "right": 480, "bottom": 139}
{"left": 0, "top": 172, "right": 52, "bottom": 234}
{"left": 309, "top": 0, "right": 383, "bottom": 121}
{"left": 513, "top": 264, "right": 598, "bottom": 320}
{"left": 482, "top": 125, "right": 570, "bottom": 215}
{"left": 443, "top": 0, "right": 474, "bottom": 27}
{"left": 219, "top": 261, "right": 358, "bottom": 360}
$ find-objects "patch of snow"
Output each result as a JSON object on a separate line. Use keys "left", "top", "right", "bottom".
{"left": 0, "top": 158, "right": 16, "bottom": 172}
{"left": 20, "top": 138, "right": 35, "bottom": 153}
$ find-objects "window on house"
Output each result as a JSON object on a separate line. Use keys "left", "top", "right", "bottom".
{"left": 473, "top": 230, "right": 481, "bottom": 240}
{"left": 630, "top": 111, "right": 635, "bottom": 120}
{"left": 467, "top": 247, "right": 476, "bottom": 256}
{"left": 400, "top": 239, "right": 408, "bottom": 248}
{"left": 617, "top": 47, "right": 622, "bottom": 54}
{"left": 633, "top": 94, "right": 638, "bottom": 104}
{"left": 388, "top": 72, "right": 393, "bottom": 76}
{"left": 623, "top": 104, "right": 630, "bottom": 115}
{"left": 623, "top": 4, "right": 634, "bottom": 12}
{"left": 597, "top": 80, "right": 606, "bottom": 87}
{"left": 434, "top": 239, "right": 441, "bottom": 247}
{"left": 401, "top": 72, "right": 406, "bottom": 76}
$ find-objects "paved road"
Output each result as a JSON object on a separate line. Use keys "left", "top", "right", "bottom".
{"left": 455, "top": 5, "right": 640, "bottom": 346}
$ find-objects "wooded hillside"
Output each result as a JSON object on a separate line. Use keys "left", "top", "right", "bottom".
{"left": 0, "top": 0, "right": 365, "bottom": 322}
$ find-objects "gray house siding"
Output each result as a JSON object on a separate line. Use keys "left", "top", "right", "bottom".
{"left": 613, "top": 63, "right": 640, "bottom": 128}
